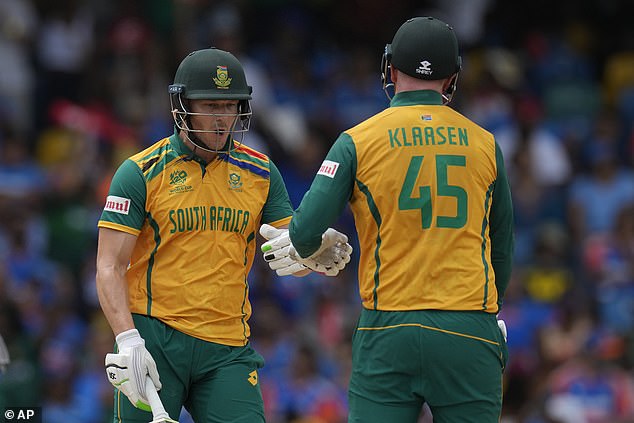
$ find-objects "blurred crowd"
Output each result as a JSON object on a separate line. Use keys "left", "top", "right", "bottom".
{"left": 0, "top": 0, "right": 633, "bottom": 422}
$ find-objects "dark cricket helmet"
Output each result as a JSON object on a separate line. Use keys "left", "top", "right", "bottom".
{"left": 169, "top": 48, "right": 252, "bottom": 147}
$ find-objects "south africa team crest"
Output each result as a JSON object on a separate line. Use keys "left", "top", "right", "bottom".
{"left": 228, "top": 172, "right": 243, "bottom": 191}
{"left": 213, "top": 65, "right": 232, "bottom": 89}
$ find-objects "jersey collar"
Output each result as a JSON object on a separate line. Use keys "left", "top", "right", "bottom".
{"left": 390, "top": 90, "right": 443, "bottom": 107}
{"left": 169, "top": 129, "right": 210, "bottom": 164}
{"left": 169, "top": 129, "right": 193, "bottom": 157}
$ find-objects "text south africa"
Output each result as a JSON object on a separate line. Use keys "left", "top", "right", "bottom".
{"left": 169, "top": 206, "right": 250, "bottom": 234}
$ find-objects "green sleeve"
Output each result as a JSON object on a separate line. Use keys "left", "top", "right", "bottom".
{"left": 262, "top": 159, "right": 294, "bottom": 224}
{"left": 290, "top": 133, "right": 356, "bottom": 258}
{"left": 99, "top": 159, "right": 147, "bottom": 230}
{"left": 490, "top": 142, "right": 514, "bottom": 309}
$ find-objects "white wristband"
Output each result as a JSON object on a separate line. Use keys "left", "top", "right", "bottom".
{"left": 116, "top": 328, "right": 144, "bottom": 350}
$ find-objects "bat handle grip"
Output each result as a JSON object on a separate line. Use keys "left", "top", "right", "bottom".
{"left": 145, "top": 376, "right": 170, "bottom": 421}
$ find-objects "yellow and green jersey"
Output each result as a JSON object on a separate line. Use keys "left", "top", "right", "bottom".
{"left": 98, "top": 132, "right": 293, "bottom": 346}
{"left": 290, "top": 90, "right": 513, "bottom": 313}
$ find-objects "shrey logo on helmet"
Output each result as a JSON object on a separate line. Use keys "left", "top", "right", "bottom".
{"left": 416, "top": 60, "right": 432, "bottom": 76}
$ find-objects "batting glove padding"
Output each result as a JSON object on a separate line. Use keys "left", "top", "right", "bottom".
{"left": 260, "top": 224, "right": 352, "bottom": 276}
{"left": 105, "top": 329, "right": 162, "bottom": 412}
{"left": 260, "top": 225, "right": 307, "bottom": 275}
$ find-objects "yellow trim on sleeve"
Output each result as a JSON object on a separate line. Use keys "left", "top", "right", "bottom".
{"left": 97, "top": 220, "right": 142, "bottom": 236}
{"left": 267, "top": 216, "right": 292, "bottom": 228}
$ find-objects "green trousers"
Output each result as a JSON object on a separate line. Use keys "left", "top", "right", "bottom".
{"left": 112, "top": 314, "right": 265, "bottom": 423}
{"left": 348, "top": 308, "right": 507, "bottom": 423}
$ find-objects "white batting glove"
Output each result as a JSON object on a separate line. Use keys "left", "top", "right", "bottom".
{"left": 105, "top": 329, "right": 162, "bottom": 412}
{"left": 497, "top": 319, "right": 507, "bottom": 342}
{"left": 290, "top": 227, "right": 352, "bottom": 276}
{"left": 260, "top": 224, "right": 307, "bottom": 275}
{"left": 260, "top": 224, "right": 353, "bottom": 276}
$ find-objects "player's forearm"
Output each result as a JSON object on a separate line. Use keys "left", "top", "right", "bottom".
{"left": 96, "top": 266, "right": 135, "bottom": 336}
{"left": 293, "top": 268, "right": 312, "bottom": 277}
{"left": 290, "top": 134, "right": 355, "bottom": 257}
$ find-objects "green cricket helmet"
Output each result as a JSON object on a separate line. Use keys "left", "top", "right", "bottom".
{"left": 381, "top": 17, "right": 462, "bottom": 103}
{"left": 169, "top": 48, "right": 253, "bottom": 151}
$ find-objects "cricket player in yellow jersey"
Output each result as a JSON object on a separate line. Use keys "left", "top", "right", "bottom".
{"left": 95, "top": 48, "right": 352, "bottom": 423}
{"left": 278, "top": 17, "right": 513, "bottom": 423}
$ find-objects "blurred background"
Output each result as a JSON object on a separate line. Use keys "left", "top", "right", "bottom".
{"left": 0, "top": 0, "right": 633, "bottom": 422}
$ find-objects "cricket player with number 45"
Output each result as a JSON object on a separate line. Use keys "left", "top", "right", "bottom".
{"left": 96, "top": 48, "right": 352, "bottom": 423}
{"left": 263, "top": 17, "right": 514, "bottom": 423}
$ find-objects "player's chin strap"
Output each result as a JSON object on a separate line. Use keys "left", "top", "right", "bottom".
{"left": 381, "top": 44, "right": 395, "bottom": 101}
{"left": 175, "top": 113, "right": 235, "bottom": 155}
{"left": 184, "top": 127, "right": 232, "bottom": 155}
{"left": 170, "top": 96, "right": 245, "bottom": 155}
{"left": 441, "top": 73, "right": 460, "bottom": 105}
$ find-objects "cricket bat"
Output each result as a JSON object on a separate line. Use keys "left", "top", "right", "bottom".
{"left": 145, "top": 376, "right": 178, "bottom": 423}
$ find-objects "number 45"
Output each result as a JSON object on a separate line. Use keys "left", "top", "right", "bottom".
{"left": 398, "top": 154, "right": 468, "bottom": 229}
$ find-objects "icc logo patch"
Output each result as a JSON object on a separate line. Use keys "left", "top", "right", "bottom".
{"left": 169, "top": 169, "right": 193, "bottom": 194}
{"left": 170, "top": 169, "right": 188, "bottom": 185}
{"left": 228, "top": 172, "right": 243, "bottom": 190}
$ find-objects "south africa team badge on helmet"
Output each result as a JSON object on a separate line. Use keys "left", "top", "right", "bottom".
{"left": 213, "top": 65, "right": 232, "bottom": 89}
